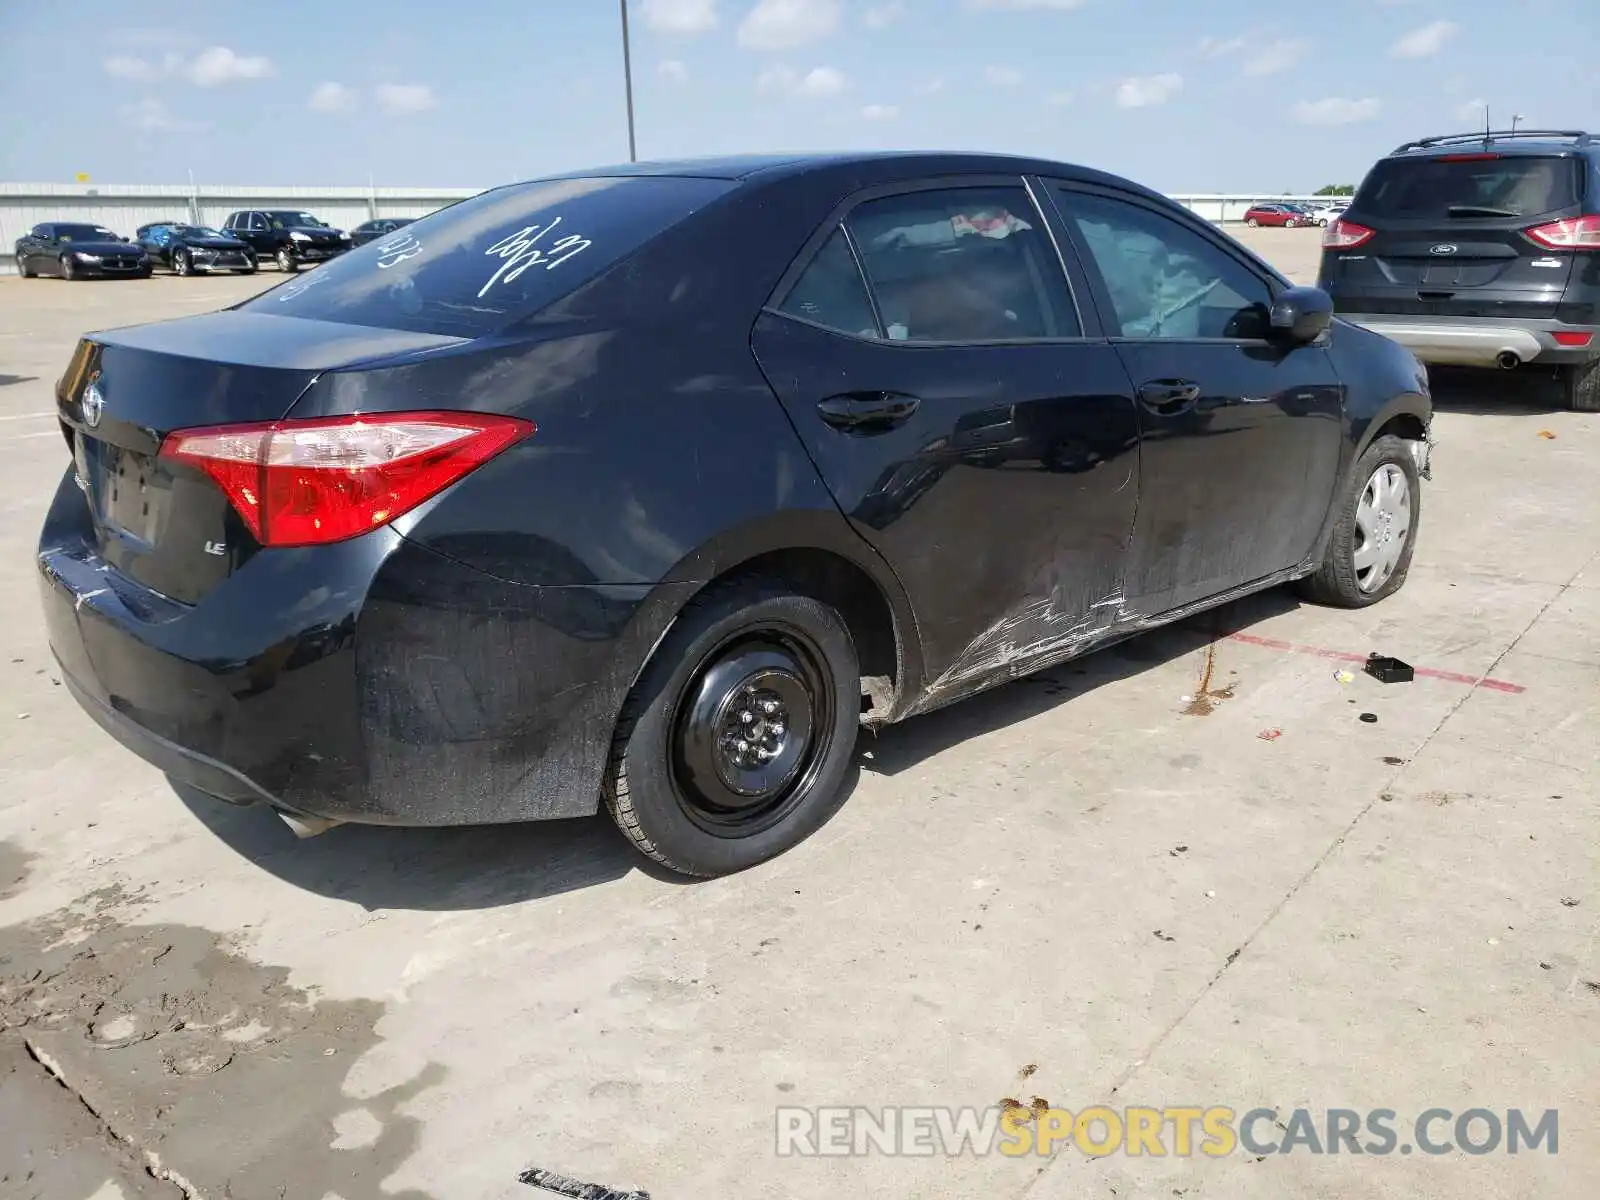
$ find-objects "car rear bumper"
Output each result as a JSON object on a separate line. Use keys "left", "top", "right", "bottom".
{"left": 38, "top": 468, "right": 679, "bottom": 828}
{"left": 1340, "top": 314, "right": 1600, "bottom": 367}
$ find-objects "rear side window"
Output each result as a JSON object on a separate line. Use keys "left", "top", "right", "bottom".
{"left": 241, "top": 175, "right": 735, "bottom": 336}
{"left": 778, "top": 229, "right": 880, "bottom": 338}
{"left": 846, "top": 186, "right": 1079, "bottom": 342}
{"left": 1355, "top": 155, "right": 1582, "bottom": 219}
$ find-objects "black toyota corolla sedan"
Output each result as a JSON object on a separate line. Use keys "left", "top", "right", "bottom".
{"left": 39, "top": 152, "right": 1433, "bottom": 877}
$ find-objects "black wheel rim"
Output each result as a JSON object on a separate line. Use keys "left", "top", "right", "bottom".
{"left": 671, "top": 627, "right": 835, "bottom": 839}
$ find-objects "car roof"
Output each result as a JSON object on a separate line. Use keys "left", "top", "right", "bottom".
{"left": 520, "top": 149, "right": 1176, "bottom": 207}
{"left": 1385, "top": 130, "right": 1595, "bottom": 160}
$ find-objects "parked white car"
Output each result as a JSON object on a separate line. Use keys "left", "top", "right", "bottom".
{"left": 1306, "top": 200, "right": 1351, "bottom": 226}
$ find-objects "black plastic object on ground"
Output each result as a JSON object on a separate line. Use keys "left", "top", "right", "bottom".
{"left": 1360, "top": 712, "right": 1379, "bottom": 724}
{"left": 1365, "top": 653, "right": 1415, "bottom": 684}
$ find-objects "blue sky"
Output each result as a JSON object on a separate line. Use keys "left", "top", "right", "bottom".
{"left": 1, "top": 0, "right": 1594, "bottom": 193}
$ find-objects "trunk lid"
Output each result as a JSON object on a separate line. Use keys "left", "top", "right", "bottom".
{"left": 1325, "top": 152, "right": 1583, "bottom": 319}
{"left": 55, "top": 311, "right": 468, "bottom": 605}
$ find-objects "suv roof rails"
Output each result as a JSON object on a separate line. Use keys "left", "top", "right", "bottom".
{"left": 1391, "top": 129, "right": 1592, "bottom": 154}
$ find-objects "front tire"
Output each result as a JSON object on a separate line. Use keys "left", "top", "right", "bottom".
{"left": 59, "top": 254, "right": 78, "bottom": 281}
{"left": 603, "top": 577, "right": 861, "bottom": 878}
{"left": 174, "top": 249, "right": 192, "bottom": 277}
{"left": 1295, "top": 434, "right": 1421, "bottom": 608}
{"left": 276, "top": 247, "right": 299, "bottom": 273}
{"left": 1561, "top": 359, "right": 1600, "bottom": 412}
{"left": 16, "top": 255, "right": 33, "bottom": 278}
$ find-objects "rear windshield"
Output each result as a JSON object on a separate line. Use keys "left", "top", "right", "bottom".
{"left": 241, "top": 176, "right": 734, "bottom": 336}
{"left": 1355, "top": 154, "right": 1582, "bottom": 219}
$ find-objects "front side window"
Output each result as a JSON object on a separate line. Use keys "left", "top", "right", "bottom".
{"left": 777, "top": 228, "right": 879, "bottom": 338}
{"left": 1064, "top": 192, "right": 1272, "bottom": 340}
{"left": 240, "top": 175, "right": 735, "bottom": 336}
{"left": 845, "top": 186, "right": 1078, "bottom": 343}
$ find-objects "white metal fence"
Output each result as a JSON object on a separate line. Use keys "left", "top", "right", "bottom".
{"left": 0, "top": 182, "right": 1338, "bottom": 274}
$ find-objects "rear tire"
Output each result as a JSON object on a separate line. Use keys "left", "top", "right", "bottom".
{"left": 1561, "top": 359, "right": 1600, "bottom": 412}
{"left": 603, "top": 577, "right": 861, "bottom": 878}
{"left": 1246, "top": 218, "right": 1260, "bottom": 228}
{"left": 1295, "top": 434, "right": 1421, "bottom": 608}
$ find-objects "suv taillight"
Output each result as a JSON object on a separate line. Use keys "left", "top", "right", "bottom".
{"left": 160, "top": 411, "right": 535, "bottom": 548}
{"left": 1323, "top": 218, "right": 1375, "bottom": 250}
{"left": 1525, "top": 215, "right": 1600, "bottom": 250}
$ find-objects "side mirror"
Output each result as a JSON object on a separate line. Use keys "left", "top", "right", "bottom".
{"left": 1269, "top": 285, "right": 1333, "bottom": 344}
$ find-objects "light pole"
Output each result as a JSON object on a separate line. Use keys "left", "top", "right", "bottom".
{"left": 1511, "top": 113, "right": 1524, "bottom": 136}
{"left": 620, "top": 0, "right": 638, "bottom": 162}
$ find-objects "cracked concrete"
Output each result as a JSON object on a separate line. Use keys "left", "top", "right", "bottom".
{"left": 2, "top": 228, "right": 1597, "bottom": 1198}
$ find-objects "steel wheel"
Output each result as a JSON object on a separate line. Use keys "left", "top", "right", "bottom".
{"left": 671, "top": 630, "right": 835, "bottom": 838}
{"left": 1354, "top": 462, "right": 1412, "bottom": 593}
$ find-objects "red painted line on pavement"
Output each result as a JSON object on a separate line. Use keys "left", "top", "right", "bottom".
{"left": 1225, "top": 632, "right": 1526, "bottom": 694}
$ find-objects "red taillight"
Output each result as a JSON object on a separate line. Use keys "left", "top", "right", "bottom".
{"left": 1553, "top": 331, "right": 1594, "bottom": 347}
{"left": 1525, "top": 214, "right": 1600, "bottom": 250}
{"left": 1323, "top": 218, "right": 1375, "bottom": 250}
{"left": 1436, "top": 153, "right": 1500, "bottom": 162}
{"left": 160, "top": 411, "right": 535, "bottom": 548}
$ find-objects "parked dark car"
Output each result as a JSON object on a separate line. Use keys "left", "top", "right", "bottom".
{"left": 14, "top": 222, "right": 150, "bottom": 280}
{"left": 135, "top": 222, "right": 258, "bottom": 276}
{"left": 1320, "top": 128, "right": 1600, "bottom": 411}
{"left": 349, "top": 217, "right": 415, "bottom": 247}
{"left": 39, "top": 152, "right": 1432, "bottom": 877}
{"left": 1243, "top": 204, "right": 1310, "bottom": 228}
{"left": 219, "top": 209, "right": 351, "bottom": 272}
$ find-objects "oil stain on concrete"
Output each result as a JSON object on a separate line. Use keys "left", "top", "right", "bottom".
{"left": 0, "top": 875, "right": 443, "bottom": 1198}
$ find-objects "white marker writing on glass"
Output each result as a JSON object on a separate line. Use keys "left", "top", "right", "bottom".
{"left": 479, "top": 218, "right": 591, "bottom": 298}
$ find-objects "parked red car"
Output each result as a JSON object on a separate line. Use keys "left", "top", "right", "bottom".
{"left": 1243, "top": 204, "right": 1310, "bottom": 228}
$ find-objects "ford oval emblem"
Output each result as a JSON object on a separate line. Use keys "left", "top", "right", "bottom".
{"left": 82, "top": 377, "right": 104, "bottom": 428}
{"left": 1430, "top": 243, "right": 1458, "bottom": 256}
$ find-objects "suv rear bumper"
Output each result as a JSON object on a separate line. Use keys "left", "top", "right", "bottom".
{"left": 1341, "top": 315, "right": 1599, "bottom": 368}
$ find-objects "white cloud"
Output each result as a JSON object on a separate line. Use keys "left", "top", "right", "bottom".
{"left": 118, "top": 99, "right": 208, "bottom": 135}
{"left": 1391, "top": 20, "right": 1458, "bottom": 58}
{"left": 1293, "top": 96, "right": 1381, "bottom": 126}
{"left": 1115, "top": 72, "right": 1183, "bottom": 108}
{"left": 739, "top": 0, "right": 841, "bottom": 50}
{"left": 375, "top": 83, "right": 439, "bottom": 115}
{"left": 985, "top": 65, "right": 1024, "bottom": 87}
{"left": 863, "top": 2, "right": 907, "bottom": 28}
{"left": 964, "top": 0, "right": 1087, "bottom": 9}
{"left": 1243, "top": 38, "right": 1308, "bottom": 76}
{"left": 641, "top": 0, "right": 718, "bottom": 33}
{"left": 757, "top": 64, "right": 847, "bottom": 98}
{"left": 308, "top": 82, "right": 357, "bottom": 112}
{"left": 187, "top": 46, "right": 274, "bottom": 86}
{"left": 1196, "top": 33, "right": 1247, "bottom": 57}
{"left": 861, "top": 103, "right": 899, "bottom": 120}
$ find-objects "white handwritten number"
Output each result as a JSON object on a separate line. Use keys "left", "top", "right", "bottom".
{"left": 375, "top": 233, "right": 423, "bottom": 270}
{"left": 478, "top": 217, "right": 592, "bottom": 299}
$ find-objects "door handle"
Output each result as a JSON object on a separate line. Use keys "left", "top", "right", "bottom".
{"left": 1137, "top": 380, "right": 1202, "bottom": 416}
{"left": 816, "top": 391, "right": 921, "bottom": 432}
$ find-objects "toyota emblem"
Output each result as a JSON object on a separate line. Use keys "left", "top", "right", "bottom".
{"left": 82, "top": 377, "right": 104, "bottom": 428}
{"left": 1430, "top": 244, "right": 1458, "bottom": 256}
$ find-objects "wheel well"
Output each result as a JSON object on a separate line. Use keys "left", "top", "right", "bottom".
{"left": 1371, "top": 412, "right": 1427, "bottom": 444}
{"left": 712, "top": 548, "right": 903, "bottom": 722}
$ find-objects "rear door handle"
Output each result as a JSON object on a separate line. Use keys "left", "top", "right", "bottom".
{"left": 1137, "top": 380, "right": 1202, "bottom": 416}
{"left": 816, "top": 391, "right": 921, "bottom": 432}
